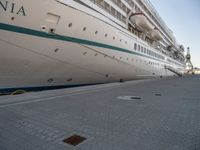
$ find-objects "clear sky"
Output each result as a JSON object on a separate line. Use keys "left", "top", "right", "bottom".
{"left": 150, "top": 0, "right": 200, "bottom": 68}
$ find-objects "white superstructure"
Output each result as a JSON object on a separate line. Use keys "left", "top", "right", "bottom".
{"left": 0, "top": 0, "right": 185, "bottom": 93}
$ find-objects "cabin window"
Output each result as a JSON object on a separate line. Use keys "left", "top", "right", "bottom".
{"left": 111, "top": 7, "right": 116, "bottom": 16}
{"left": 134, "top": 43, "right": 137, "bottom": 50}
{"left": 144, "top": 48, "right": 146, "bottom": 53}
{"left": 122, "top": 3, "right": 126, "bottom": 11}
{"left": 117, "top": 11, "right": 121, "bottom": 20}
{"left": 122, "top": 16, "right": 126, "bottom": 23}
{"left": 104, "top": 2, "right": 110, "bottom": 12}
{"left": 141, "top": 47, "right": 143, "bottom": 53}
{"left": 126, "top": 8, "right": 131, "bottom": 14}
{"left": 138, "top": 45, "right": 140, "bottom": 51}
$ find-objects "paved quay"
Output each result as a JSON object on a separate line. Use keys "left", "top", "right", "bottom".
{"left": 0, "top": 75, "right": 200, "bottom": 150}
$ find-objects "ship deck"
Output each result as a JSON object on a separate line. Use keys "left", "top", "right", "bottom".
{"left": 0, "top": 75, "right": 200, "bottom": 150}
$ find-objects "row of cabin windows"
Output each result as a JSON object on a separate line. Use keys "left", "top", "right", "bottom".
{"left": 89, "top": 0, "right": 126, "bottom": 23}
{"left": 109, "top": 0, "right": 141, "bottom": 17}
{"left": 125, "top": 0, "right": 140, "bottom": 12}
{"left": 110, "top": 0, "right": 131, "bottom": 14}
{"left": 134, "top": 43, "right": 165, "bottom": 60}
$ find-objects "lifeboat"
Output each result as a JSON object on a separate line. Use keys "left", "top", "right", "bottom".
{"left": 130, "top": 13, "right": 154, "bottom": 32}
{"left": 150, "top": 28, "right": 162, "bottom": 41}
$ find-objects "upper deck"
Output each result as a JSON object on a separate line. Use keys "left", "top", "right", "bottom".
{"left": 78, "top": 0, "right": 185, "bottom": 63}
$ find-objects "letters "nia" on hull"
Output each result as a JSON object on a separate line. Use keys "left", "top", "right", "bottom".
{"left": 0, "top": 0, "right": 26, "bottom": 16}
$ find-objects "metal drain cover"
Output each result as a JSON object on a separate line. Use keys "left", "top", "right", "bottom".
{"left": 117, "top": 96, "right": 142, "bottom": 100}
{"left": 63, "top": 134, "right": 86, "bottom": 146}
{"left": 155, "top": 93, "right": 162, "bottom": 96}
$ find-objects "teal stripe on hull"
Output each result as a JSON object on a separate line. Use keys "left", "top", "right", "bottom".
{"left": 0, "top": 23, "right": 164, "bottom": 63}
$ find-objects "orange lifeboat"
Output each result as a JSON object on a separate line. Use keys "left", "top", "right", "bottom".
{"left": 130, "top": 13, "right": 154, "bottom": 32}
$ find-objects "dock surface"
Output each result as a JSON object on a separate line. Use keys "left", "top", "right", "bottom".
{"left": 0, "top": 75, "right": 200, "bottom": 150}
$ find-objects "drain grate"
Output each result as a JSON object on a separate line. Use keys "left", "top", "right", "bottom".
{"left": 117, "top": 96, "right": 142, "bottom": 100}
{"left": 155, "top": 93, "right": 162, "bottom": 96}
{"left": 130, "top": 96, "right": 141, "bottom": 100}
{"left": 63, "top": 134, "right": 86, "bottom": 146}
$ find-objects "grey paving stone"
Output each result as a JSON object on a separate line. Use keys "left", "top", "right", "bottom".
{"left": 0, "top": 75, "right": 200, "bottom": 150}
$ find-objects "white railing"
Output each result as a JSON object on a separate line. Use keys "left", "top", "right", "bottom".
{"left": 141, "top": 0, "right": 174, "bottom": 41}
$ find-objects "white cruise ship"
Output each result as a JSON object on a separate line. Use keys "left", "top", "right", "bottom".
{"left": 0, "top": 0, "right": 185, "bottom": 93}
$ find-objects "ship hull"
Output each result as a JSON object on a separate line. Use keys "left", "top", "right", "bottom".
{"left": 0, "top": 0, "right": 183, "bottom": 93}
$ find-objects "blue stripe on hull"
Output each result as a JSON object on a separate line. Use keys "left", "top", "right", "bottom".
{"left": 0, "top": 83, "right": 102, "bottom": 94}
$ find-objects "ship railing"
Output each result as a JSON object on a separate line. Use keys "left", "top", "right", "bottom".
{"left": 89, "top": 0, "right": 126, "bottom": 23}
{"left": 141, "top": 0, "right": 173, "bottom": 40}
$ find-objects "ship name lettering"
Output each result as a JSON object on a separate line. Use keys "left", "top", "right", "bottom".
{"left": 0, "top": 0, "right": 26, "bottom": 16}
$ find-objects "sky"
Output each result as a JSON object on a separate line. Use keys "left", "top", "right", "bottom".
{"left": 150, "top": 0, "right": 200, "bottom": 68}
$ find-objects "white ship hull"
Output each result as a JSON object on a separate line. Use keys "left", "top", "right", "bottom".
{"left": 0, "top": 0, "right": 184, "bottom": 93}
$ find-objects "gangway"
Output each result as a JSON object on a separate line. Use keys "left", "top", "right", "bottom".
{"left": 165, "top": 66, "right": 182, "bottom": 77}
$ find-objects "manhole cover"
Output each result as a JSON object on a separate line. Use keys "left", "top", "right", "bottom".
{"left": 117, "top": 96, "right": 142, "bottom": 100}
{"left": 63, "top": 134, "right": 86, "bottom": 146}
{"left": 155, "top": 93, "right": 162, "bottom": 96}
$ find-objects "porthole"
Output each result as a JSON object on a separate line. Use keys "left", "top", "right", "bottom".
{"left": 83, "top": 27, "right": 86, "bottom": 31}
{"left": 68, "top": 23, "right": 72, "bottom": 27}
{"left": 67, "top": 78, "right": 73, "bottom": 82}
{"left": 113, "top": 36, "right": 115, "bottom": 40}
{"left": 125, "top": 41, "right": 127, "bottom": 44}
{"left": 105, "top": 34, "right": 108, "bottom": 37}
{"left": 120, "top": 39, "right": 122, "bottom": 42}
{"left": 83, "top": 52, "right": 87, "bottom": 55}
{"left": 41, "top": 26, "right": 46, "bottom": 31}
{"left": 11, "top": 17, "right": 15, "bottom": 21}
{"left": 49, "top": 28, "right": 55, "bottom": 33}
{"left": 95, "top": 31, "right": 98, "bottom": 34}
{"left": 120, "top": 57, "right": 122, "bottom": 59}
{"left": 47, "top": 78, "right": 54, "bottom": 83}
{"left": 54, "top": 48, "right": 59, "bottom": 53}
